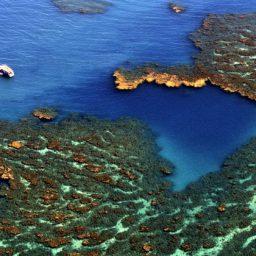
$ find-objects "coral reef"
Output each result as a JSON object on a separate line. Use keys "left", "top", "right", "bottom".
{"left": 114, "top": 13, "right": 256, "bottom": 101}
{"left": 190, "top": 13, "right": 256, "bottom": 100}
{"left": 0, "top": 114, "right": 172, "bottom": 255}
{"left": 114, "top": 64, "right": 207, "bottom": 90}
{"left": 0, "top": 113, "right": 255, "bottom": 255}
{"left": 52, "top": 0, "right": 112, "bottom": 14}
{"left": 32, "top": 108, "right": 58, "bottom": 121}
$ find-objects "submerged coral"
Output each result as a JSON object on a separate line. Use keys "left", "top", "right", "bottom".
{"left": 32, "top": 108, "right": 58, "bottom": 121}
{"left": 114, "top": 13, "right": 256, "bottom": 101}
{"left": 52, "top": 0, "right": 112, "bottom": 14}
{"left": 0, "top": 114, "right": 172, "bottom": 255}
{"left": 0, "top": 114, "right": 255, "bottom": 255}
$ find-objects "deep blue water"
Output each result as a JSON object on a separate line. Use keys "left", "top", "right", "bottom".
{"left": 0, "top": 0, "right": 256, "bottom": 190}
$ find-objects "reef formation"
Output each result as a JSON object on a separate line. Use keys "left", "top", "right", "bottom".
{"left": 52, "top": 0, "right": 112, "bottom": 14}
{"left": 0, "top": 114, "right": 256, "bottom": 255}
{"left": 114, "top": 64, "right": 206, "bottom": 90}
{"left": 32, "top": 108, "right": 58, "bottom": 121}
{"left": 114, "top": 13, "right": 256, "bottom": 101}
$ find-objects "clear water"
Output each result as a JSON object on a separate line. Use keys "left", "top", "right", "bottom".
{"left": 0, "top": 0, "right": 256, "bottom": 190}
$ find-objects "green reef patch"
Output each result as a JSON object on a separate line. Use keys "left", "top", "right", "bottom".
{"left": 0, "top": 114, "right": 255, "bottom": 255}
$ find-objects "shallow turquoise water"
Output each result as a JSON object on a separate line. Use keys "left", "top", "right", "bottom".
{"left": 0, "top": 0, "right": 256, "bottom": 190}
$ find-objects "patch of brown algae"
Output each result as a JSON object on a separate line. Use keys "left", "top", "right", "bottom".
{"left": 114, "top": 13, "right": 256, "bottom": 101}
{"left": 0, "top": 113, "right": 256, "bottom": 255}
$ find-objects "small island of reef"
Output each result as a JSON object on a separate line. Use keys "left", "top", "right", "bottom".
{"left": 114, "top": 13, "right": 256, "bottom": 101}
{"left": 0, "top": 112, "right": 255, "bottom": 255}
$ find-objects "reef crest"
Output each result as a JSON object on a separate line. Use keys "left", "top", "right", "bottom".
{"left": 114, "top": 64, "right": 207, "bottom": 90}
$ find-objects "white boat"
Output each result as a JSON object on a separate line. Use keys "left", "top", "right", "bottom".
{"left": 0, "top": 64, "right": 14, "bottom": 78}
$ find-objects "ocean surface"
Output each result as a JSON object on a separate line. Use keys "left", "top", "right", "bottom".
{"left": 0, "top": 0, "right": 256, "bottom": 190}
